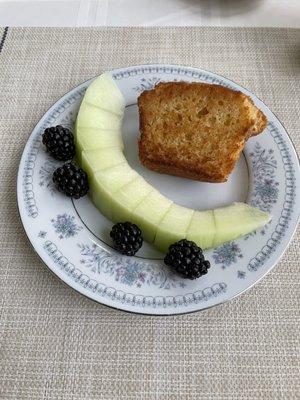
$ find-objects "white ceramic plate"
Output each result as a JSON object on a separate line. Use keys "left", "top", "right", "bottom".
{"left": 17, "top": 64, "right": 300, "bottom": 315}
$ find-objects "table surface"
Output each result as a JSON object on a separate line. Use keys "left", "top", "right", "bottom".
{"left": 0, "top": 26, "right": 299, "bottom": 400}
{"left": 0, "top": 0, "right": 300, "bottom": 27}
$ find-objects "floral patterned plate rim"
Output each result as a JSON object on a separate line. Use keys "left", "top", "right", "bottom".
{"left": 17, "top": 64, "right": 300, "bottom": 315}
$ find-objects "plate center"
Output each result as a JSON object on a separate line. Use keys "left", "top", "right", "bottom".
{"left": 73, "top": 104, "right": 249, "bottom": 259}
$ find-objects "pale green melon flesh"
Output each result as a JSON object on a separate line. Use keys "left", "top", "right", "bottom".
{"left": 82, "top": 147, "right": 126, "bottom": 177}
{"left": 111, "top": 177, "right": 153, "bottom": 222}
{"left": 90, "top": 186, "right": 113, "bottom": 220}
{"left": 83, "top": 72, "right": 125, "bottom": 116}
{"left": 77, "top": 102, "right": 122, "bottom": 130}
{"left": 75, "top": 127, "right": 123, "bottom": 165}
{"left": 186, "top": 210, "right": 215, "bottom": 249}
{"left": 76, "top": 127, "right": 123, "bottom": 151}
{"left": 154, "top": 204, "right": 194, "bottom": 253}
{"left": 213, "top": 202, "right": 271, "bottom": 247}
{"left": 90, "top": 163, "right": 138, "bottom": 219}
{"left": 131, "top": 190, "right": 173, "bottom": 243}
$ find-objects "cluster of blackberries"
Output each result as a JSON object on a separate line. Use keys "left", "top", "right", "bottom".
{"left": 42, "top": 125, "right": 89, "bottom": 199}
{"left": 110, "top": 222, "right": 210, "bottom": 279}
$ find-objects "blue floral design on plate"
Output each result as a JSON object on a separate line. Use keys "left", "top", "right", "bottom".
{"left": 39, "top": 158, "right": 61, "bottom": 195}
{"left": 245, "top": 142, "right": 280, "bottom": 238}
{"left": 213, "top": 242, "right": 243, "bottom": 268}
{"left": 250, "top": 143, "right": 279, "bottom": 212}
{"left": 51, "top": 213, "right": 82, "bottom": 239}
{"left": 78, "top": 243, "right": 186, "bottom": 289}
{"left": 38, "top": 230, "right": 47, "bottom": 238}
{"left": 133, "top": 77, "right": 161, "bottom": 93}
{"left": 60, "top": 111, "right": 76, "bottom": 131}
{"left": 237, "top": 270, "right": 246, "bottom": 279}
{"left": 133, "top": 77, "right": 178, "bottom": 93}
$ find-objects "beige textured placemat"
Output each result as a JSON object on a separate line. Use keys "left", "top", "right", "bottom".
{"left": 0, "top": 27, "right": 299, "bottom": 400}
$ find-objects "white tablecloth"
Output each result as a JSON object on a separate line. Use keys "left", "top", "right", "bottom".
{"left": 0, "top": 0, "right": 299, "bottom": 27}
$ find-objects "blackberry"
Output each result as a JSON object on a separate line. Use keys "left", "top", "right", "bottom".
{"left": 110, "top": 222, "right": 143, "bottom": 256}
{"left": 53, "top": 162, "right": 89, "bottom": 199}
{"left": 164, "top": 239, "right": 210, "bottom": 279}
{"left": 42, "top": 125, "right": 75, "bottom": 161}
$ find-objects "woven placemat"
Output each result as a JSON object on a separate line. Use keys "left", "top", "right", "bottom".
{"left": 0, "top": 27, "right": 299, "bottom": 400}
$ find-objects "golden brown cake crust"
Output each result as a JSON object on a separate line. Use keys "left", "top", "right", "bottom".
{"left": 138, "top": 82, "right": 267, "bottom": 183}
{"left": 140, "top": 158, "right": 228, "bottom": 182}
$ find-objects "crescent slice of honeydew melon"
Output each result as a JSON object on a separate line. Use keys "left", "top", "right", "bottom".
{"left": 77, "top": 102, "right": 122, "bottom": 130}
{"left": 91, "top": 165, "right": 156, "bottom": 223}
{"left": 89, "top": 160, "right": 270, "bottom": 250}
{"left": 83, "top": 72, "right": 125, "bottom": 116}
{"left": 154, "top": 202, "right": 270, "bottom": 253}
{"left": 130, "top": 191, "right": 173, "bottom": 243}
{"left": 213, "top": 202, "right": 270, "bottom": 247}
{"left": 111, "top": 177, "right": 154, "bottom": 223}
{"left": 186, "top": 210, "right": 215, "bottom": 250}
{"left": 75, "top": 73, "right": 124, "bottom": 165}
{"left": 75, "top": 72, "right": 271, "bottom": 252}
{"left": 195, "top": 203, "right": 270, "bottom": 251}
{"left": 81, "top": 147, "right": 126, "bottom": 177}
{"left": 75, "top": 127, "right": 123, "bottom": 165}
{"left": 90, "top": 163, "right": 139, "bottom": 219}
{"left": 154, "top": 204, "right": 194, "bottom": 253}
